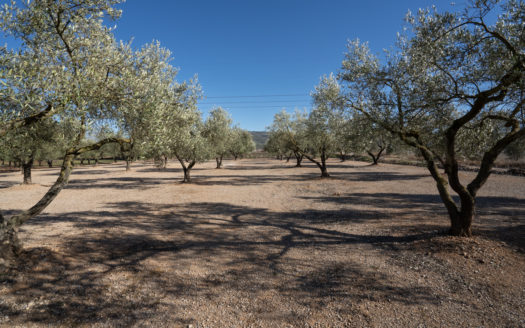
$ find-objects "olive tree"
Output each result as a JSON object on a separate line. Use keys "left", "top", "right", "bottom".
{"left": 144, "top": 73, "right": 209, "bottom": 182}
{"left": 0, "top": 0, "right": 142, "bottom": 261}
{"left": 1, "top": 118, "right": 67, "bottom": 183}
{"left": 203, "top": 107, "right": 233, "bottom": 169}
{"left": 263, "top": 130, "right": 285, "bottom": 159}
{"left": 298, "top": 74, "right": 345, "bottom": 177}
{"left": 113, "top": 41, "right": 187, "bottom": 171}
{"left": 348, "top": 113, "right": 394, "bottom": 165}
{"left": 267, "top": 74, "right": 345, "bottom": 179}
{"left": 265, "top": 127, "right": 304, "bottom": 165}
{"left": 340, "top": 0, "right": 525, "bottom": 236}
{"left": 229, "top": 127, "right": 256, "bottom": 160}
{"left": 172, "top": 116, "right": 211, "bottom": 183}
{"left": 267, "top": 110, "right": 309, "bottom": 167}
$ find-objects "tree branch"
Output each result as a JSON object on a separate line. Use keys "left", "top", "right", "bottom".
{"left": 3, "top": 137, "right": 130, "bottom": 229}
{"left": 0, "top": 104, "right": 54, "bottom": 137}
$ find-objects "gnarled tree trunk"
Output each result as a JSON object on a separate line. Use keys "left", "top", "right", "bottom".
{"left": 294, "top": 151, "right": 303, "bottom": 167}
{"left": 0, "top": 138, "right": 129, "bottom": 266}
{"left": 1, "top": 152, "right": 75, "bottom": 266}
{"left": 215, "top": 156, "right": 223, "bottom": 169}
{"left": 176, "top": 155, "right": 196, "bottom": 183}
{"left": 303, "top": 149, "right": 330, "bottom": 178}
{"left": 320, "top": 154, "right": 330, "bottom": 178}
{"left": 22, "top": 155, "right": 34, "bottom": 184}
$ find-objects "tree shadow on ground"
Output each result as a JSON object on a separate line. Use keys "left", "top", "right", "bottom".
{"left": 64, "top": 176, "right": 179, "bottom": 190}
{"left": 0, "top": 247, "right": 191, "bottom": 326}
{"left": 5, "top": 199, "right": 454, "bottom": 325}
{"left": 191, "top": 173, "right": 320, "bottom": 186}
{"left": 328, "top": 171, "right": 429, "bottom": 182}
{"left": 136, "top": 167, "right": 184, "bottom": 174}
{"left": 221, "top": 163, "right": 291, "bottom": 171}
{"left": 187, "top": 170, "right": 428, "bottom": 186}
{"left": 69, "top": 169, "right": 113, "bottom": 176}
{"left": 301, "top": 192, "right": 525, "bottom": 251}
{"left": 0, "top": 180, "right": 20, "bottom": 189}
{"left": 0, "top": 171, "right": 20, "bottom": 178}
{"left": 39, "top": 164, "right": 123, "bottom": 176}
{"left": 4, "top": 185, "right": 524, "bottom": 325}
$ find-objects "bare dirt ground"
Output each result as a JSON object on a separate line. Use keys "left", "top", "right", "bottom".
{"left": 0, "top": 159, "right": 524, "bottom": 327}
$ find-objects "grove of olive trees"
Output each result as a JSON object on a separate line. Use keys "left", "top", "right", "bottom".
{"left": 266, "top": 75, "right": 346, "bottom": 178}
{"left": 1, "top": 0, "right": 523, "bottom": 270}
{"left": 0, "top": 0, "right": 248, "bottom": 262}
{"left": 264, "top": 0, "right": 525, "bottom": 237}
{"left": 0, "top": 1, "right": 523, "bottom": 326}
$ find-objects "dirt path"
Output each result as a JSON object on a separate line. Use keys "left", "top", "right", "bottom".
{"left": 0, "top": 159, "right": 524, "bottom": 327}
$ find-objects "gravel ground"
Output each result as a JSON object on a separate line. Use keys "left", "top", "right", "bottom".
{"left": 0, "top": 158, "right": 524, "bottom": 327}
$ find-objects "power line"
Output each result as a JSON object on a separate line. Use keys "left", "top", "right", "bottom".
{"left": 199, "top": 99, "right": 310, "bottom": 105}
{"left": 205, "top": 93, "right": 308, "bottom": 99}
{"left": 218, "top": 105, "right": 311, "bottom": 110}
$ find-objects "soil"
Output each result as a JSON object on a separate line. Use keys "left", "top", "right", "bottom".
{"left": 0, "top": 159, "right": 524, "bottom": 327}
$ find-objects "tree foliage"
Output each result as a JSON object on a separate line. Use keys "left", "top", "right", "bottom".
{"left": 339, "top": 0, "right": 525, "bottom": 236}
{"left": 203, "top": 107, "right": 233, "bottom": 168}
{"left": 267, "top": 75, "right": 345, "bottom": 177}
{"left": 229, "top": 127, "right": 256, "bottom": 160}
{"left": 0, "top": 0, "right": 199, "bottom": 261}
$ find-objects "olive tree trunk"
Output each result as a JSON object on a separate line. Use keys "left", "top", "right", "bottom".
{"left": 215, "top": 156, "right": 223, "bottom": 169}
{"left": 176, "top": 155, "right": 196, "bottom": 183}
{"left": 303, "top": 149, "right": 330, "bottom": 178}
{"left": 294, "top": 151, "right": 304, "bottom": 167}
{"left": 1, "top": 138, "right": 129, "bottom": 266}
{"left": 1, "top": 152, "right": 75, "bottom": 264}
{"left": 367, "top": 146, "right": 385, "bottom": 165}
{"left": 22, "top": 156, "right": 34, "bottom": 185}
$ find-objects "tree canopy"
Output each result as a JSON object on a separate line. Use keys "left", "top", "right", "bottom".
{"left": 339, "top": 0, "right": 525, "bottom": 236}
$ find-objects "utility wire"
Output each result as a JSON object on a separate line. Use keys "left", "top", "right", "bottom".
{"left": 199, "top": 100, "right": 310, "bottom": 105}
{"left": 218, "top": 105, "right": 310, "bottom": 109}
{"left": 205, "top": 93, "right": 308, "bottom": 99}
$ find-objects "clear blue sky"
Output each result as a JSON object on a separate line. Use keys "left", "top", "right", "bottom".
{"left": 3, "top": 0, "right": 460, "bottom": 131}
{"left": 111, "top": 0, "right": 461, "bottom": 130}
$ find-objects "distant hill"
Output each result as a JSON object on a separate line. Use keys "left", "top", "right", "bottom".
{"left": 249, "top": 131, "right": 269, "bottom": 150}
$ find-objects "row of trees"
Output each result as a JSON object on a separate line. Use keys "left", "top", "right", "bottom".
{"left": 142, "top": 105, "right": 255, "bottom": 182}
{"left": 0, "top": 0, "right": 254, "bottom": 262}
{"left": 0, "top": 105, "right": 255, "bottom": 185}
{"left": 265, "top": 75, "right": 395, "bottom": 177}
{"left": 267, "top": 0, "right": 525, "bottom": 237}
